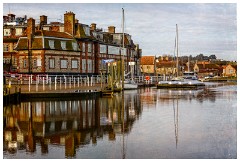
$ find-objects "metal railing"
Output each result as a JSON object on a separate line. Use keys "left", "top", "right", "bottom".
{"left": 3, "top": 74, "right": 174, "bottom": 92}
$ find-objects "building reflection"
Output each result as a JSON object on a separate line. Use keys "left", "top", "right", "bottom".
{"left": 3, "top": 92, "right": 142, "bottom": 158}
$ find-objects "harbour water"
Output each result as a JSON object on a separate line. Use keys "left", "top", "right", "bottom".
{"left": 3, "top": 82, "right": 237, "bottom": 159}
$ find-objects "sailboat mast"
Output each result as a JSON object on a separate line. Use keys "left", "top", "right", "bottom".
{"left": 176, "top": 24, "right": 179, "bottom": 77}
{"left": 121, "top": 8, "right": 125, "bottom": 89}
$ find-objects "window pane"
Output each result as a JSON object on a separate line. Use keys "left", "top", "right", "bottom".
{"left": 72, "top": 60, "right": 78, "bottom": 69}
{"left": 61, "top": 59, "right": 67, "bottom": 69}
{"left": 49, "top": 40, "right": 55, "bottom": 49}
{"left": 49, "top": 59, "right": 55, "bottom": 69}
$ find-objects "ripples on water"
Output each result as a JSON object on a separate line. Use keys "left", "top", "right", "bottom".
{"left": 3, "top": 83, "right": 237, "bottom": 159}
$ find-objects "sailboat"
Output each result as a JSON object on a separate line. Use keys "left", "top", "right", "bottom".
{"left": 157, "top": 24, "right": 205, "bottom": 89}
{"left": 121, "top": 8, "right": 138, "bottom": 90}
{"left": 124, "top": 62, "right": 138, "bottom": 90}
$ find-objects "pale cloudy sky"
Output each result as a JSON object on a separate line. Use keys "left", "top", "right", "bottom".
{"left": 2, "top": 0, "right": 238, "bottom": 61}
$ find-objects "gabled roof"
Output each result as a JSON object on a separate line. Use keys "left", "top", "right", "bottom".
{"left": 140, "top": 56, "right": 155, "bottom": 65}
{"left": 231, "top": 65, "right": 237, "bottom": 71}
{"left": 226, "top": 64, "right": 237, "bottom": 71}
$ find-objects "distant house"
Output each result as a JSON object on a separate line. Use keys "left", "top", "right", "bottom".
{"left": 223, "top": 64, "right": 237, "bottom": 77}
{"left": 194, "top": 63, "right": 222, "bottom": 77}
{"left": 156, "top": 61, "right": 177, "bottom": 76}
{"left": 140, "top": 56, "right": 155, "bottom": 75}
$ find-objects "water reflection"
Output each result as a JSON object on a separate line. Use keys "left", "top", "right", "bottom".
{"left": 3, "top": 91, "right": 142, "bottom": 158}
{"left": 3, "top": 83, "right": 237, "bottom": 159}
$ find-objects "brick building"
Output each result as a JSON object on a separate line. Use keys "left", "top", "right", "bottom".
{"left": 3, "top": 11, "right": 142, "bottom": 75}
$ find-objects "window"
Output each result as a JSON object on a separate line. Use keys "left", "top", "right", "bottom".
{"left": 3, "top": 58, "right": 10, "bottom": 64}
{"left": 43, "top": 26, "right": 50, "bottom": 31}
{"left": 71, "top": 60, "right": 78, "bottom": 69}
{"left": 82, "top": 43, "right": 85, "bottom": 52}
{"left": 23, "top": 59, "right": 28, "bottom": 68}
{"left": 3, "top": 44, "right": 9, "bottom": 52}
{"left": 72, "top": 42, "right": 78, "bottom": 51}
{"left": 59, "top": 26, "right": 64, "bottom": 32}
{"left": 88, "top": 43, "right": 92, "bottom": 53}
{"left": 49, "top": 40, "right": 55, "bottom": 49}
{"left": 33, "top": 59, "right": 37, "bottom": 68}
{"left": 37, "top": 58, "right": 41, "bottom": 66}
{"left": 15, "top": 28, "right": 23, "bottom": 36}
{"left": 61, "top": 41, "right": 66, "bottom": 50}
{"left": 82, "top": 59, "right": 86, "bottom": 72}
{"left": 4, "top": 29, "right": 11, "bottom": 36}
{"left": 88, "top": 60, "right": 92, "bottom": 72}
{"left": 60, "top": 59, "right": 68, "bottom": 69}
{"left": 83, "top": 26, "right": 90, "bottom": 36}
{"left": 49, "top": 58, "right": 55, "bottom": 69}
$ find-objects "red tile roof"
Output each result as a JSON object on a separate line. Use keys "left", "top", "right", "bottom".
{"left": 140, "top": 56, "right": 155, "bottom": 65}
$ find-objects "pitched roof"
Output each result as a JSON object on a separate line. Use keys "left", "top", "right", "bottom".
{"left": 140, "top": 56, "right": 155, "bottom": 65}
{"left": 231, "top": 65, "right": 237, "bottom": 71}
{"left": 156, "top": 61, "right": 176, "bottom": 68}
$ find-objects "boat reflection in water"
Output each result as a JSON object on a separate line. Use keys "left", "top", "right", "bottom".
{"left": 3, "top": 91, "right": 142, "bottom": 158}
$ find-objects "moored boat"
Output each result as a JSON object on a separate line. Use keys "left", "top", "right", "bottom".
{"left": 157, "top": 79, "right": 205, "bottom": 89}
{"left": 123, "top": 79, "right": 138, "bottom": 90}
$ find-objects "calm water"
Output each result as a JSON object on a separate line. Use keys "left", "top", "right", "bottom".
{"left": 3, "top": 82, "right": 237, "bottom": 159}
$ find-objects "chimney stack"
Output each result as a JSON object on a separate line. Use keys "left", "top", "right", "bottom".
{"left": 75, "top": 19, "right": 79, "bottom": 24}
{"left": 27, "top": 18, "right": 35, "bottom": 46}
{"left": 40, "top": 15, "right": 47, "bottom": 25}
{"left": 91, "top": 23, "right": 96, "bottom": 31}
{"left": 64, "top": 11, "right": 75, "bottom": 35}
{"left": 108, "top": 26, "right": 115, "bottom": 33}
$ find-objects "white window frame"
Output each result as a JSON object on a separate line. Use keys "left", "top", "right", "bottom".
{"left": 61, "top": 41, "right": 66, "bottom": 50}
{"left": 60, "top": 59, "right": 68, "bottom": 69}
{"left": 88, "top": 43, "right": 92, "bottom": 53}
{"left": 4, "top": 29, "right": 11, "bottom": 36}
{"left": 71, "top": 59, "right": 78, "bottom": 69}
{"left": 49, "top": 40, "right": 55, "bottom": 49}
{"left": 49, "top": 58, "right": 55, "bottom": 69}
{"left": 82, "top": 59, "right": 86, "bottom": 72}
{"left": 72, "top": 42, "right": 78, "bottom": 51}
{"left": 15, "top": 28, "right": 23, "bottom": 36}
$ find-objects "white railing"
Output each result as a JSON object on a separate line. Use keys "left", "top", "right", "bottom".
{"left": 4, "top": 74, "right": 174, "bottom": 92}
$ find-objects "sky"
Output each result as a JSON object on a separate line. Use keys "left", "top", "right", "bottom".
{"left": 2, "top": 0, "right": 238, "bottom": 61}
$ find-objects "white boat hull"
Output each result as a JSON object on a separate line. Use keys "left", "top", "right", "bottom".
{"left": 124, "top": 83, "right": 138, "bottom": 90}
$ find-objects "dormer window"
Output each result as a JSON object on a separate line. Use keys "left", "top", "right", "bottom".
{"left": 49, "top": 40, "right": 55, "bottom": 49}
{"left": 4, "top": 29, "right": 11, "bottom": 36}
{"left": 61, "top": 41, "right": 66, "bottom": 50}
{"left": 72, "top": 42, "right": 78, "bottom": 51}
{"left": 15, "top": 28, "right": 23, "bottom": 36}
{"left": 83, "top": 26, "right": 90, "bottom": 36}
